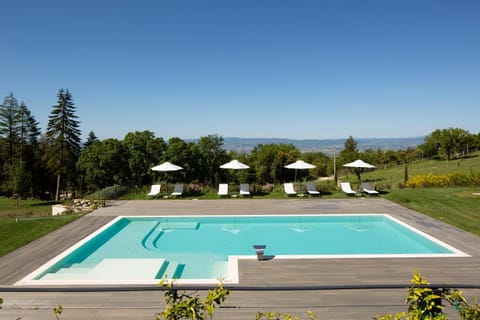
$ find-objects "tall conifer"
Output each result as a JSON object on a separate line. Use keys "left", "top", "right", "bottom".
{"left": 46, "top": 89, "right": 81, "bottom": 200}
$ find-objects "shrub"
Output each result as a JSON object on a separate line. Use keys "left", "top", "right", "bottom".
{"left": 89, "top": 185, "right": 129, "bottom": 200}
{"left": 263, "top": 183, "right": 274, "bottom": 192}
{"left": 406, "top": 173, "right": 480, "bottom": 188}
{"left": 187, "top": 183, "right": 202, "bottom": 195}
{"left": 374, "top": 272, "right": 480, "bottom": 320}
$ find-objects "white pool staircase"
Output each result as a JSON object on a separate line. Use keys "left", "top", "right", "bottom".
{"left": 40, "top": 258, "right": 184, "bottom": 281}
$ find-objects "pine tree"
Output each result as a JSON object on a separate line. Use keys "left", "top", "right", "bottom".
{"left": 46, "top": 89, "right": 81, "bottom": 200}
{"left": 0, "top": 93, "right": 20, "bottom": 164}
{"left": 84, "top": 131, "right": 98, "bottom": 149}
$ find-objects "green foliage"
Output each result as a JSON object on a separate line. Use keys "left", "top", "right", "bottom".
{"left": 0, "top": 94, "right": 41, "bottom": 197}
{"left": 89, "top": 185, "right": 129, "bottom": 200}
{"left": 197, "top": 134, "right": 229, "bottom": 186}
{"left": 249, "top": 143, "right": 300, "bottom": 184}
{"left": 77, "top": 138, "right": 129, "bottom": 191}
{"left": 421, "top": 128, "right": 474, "bottom": 160}
{"left": 374, "top": 272, "right": 480, "bottom": 320}
{"left": 405, "top": 173, "right": 480, "bottom": 188}
{"left": 156, "top": 279, "right": 230, "bottom": 320}
{"left": 53, "top": 305, "right": 63, "bottom": 320}
{"left": 123, "top": 131, "right": 166, "bottom": 187}
{"left": 256, "top": 311, "right": 315, "bottom": 320}
{"left": 46, "top": 89, "right": 82, "bottom": 200}
{"left": 339, "top": 135, "right": 359, "bottom": 164}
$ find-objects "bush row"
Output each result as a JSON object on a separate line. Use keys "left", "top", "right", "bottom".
{"left": 406, "top": 172, "right": 480, "bottom": 188}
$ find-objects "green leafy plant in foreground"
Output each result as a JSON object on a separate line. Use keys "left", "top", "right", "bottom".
{"left": 256, "top": 310, "right": 315, "bottom": 320}
{"left": 156, "top": 279, "right": 230, "bottom": 320}
{"left": 374, "top": 272, "right": 480, "bottom": 320}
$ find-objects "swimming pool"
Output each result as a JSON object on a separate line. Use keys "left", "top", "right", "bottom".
{"left": 18, "top": 214, "right": 468, "bottom": 285}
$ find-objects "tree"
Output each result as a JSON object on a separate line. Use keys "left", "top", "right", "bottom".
{"left": 0, "top": 95, "right": 40, "bottom": 198}
{"left": 422, "top": 128, "right": 471, "bottom": 160}
{"left": 339, "top": 136, "right": 359, "bottom": 164}
{"left": 197, "top": 135, "right": 228, "bottom": 186}
{"left": 249, "top": 143, "right": 299, "bottom": 184}
{"left": 0, "top": 93, "right": 20, "bottom": 165}
{"left": 163, "top": 137, "right": 199, "bottom": 184}
{"left": 83, "top": 131, "right": 98, "bottom": 149}
{"left": 77, "top": 139, "right": 129, "bottom": 191}
{"left": 123, "top": 131, "right": 166, "bottom": 187}
{"left": 46, "top": 89, "right": 82, "bottom": 200}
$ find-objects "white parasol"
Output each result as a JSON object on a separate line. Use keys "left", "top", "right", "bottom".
{"left": 220, "top": 159, "right": 249, "bottom": 190}
{"left": 343, "top": 159, "right": 376, "bottom": 185}
{"left": 151, "top": 162, "right": 183, "bottom": 192}
{"left": 285, "top": 160, "right": 316, "bottom": 191}
{"left": 220, "top": 159, "right": 250, "bottom": 170}
{"left": 151, "top": 161, "right": 183, "bottom": 172}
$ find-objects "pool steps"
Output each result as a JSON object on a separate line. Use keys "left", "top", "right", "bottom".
{"left": 142, "top": 221, "right": 199, "bottom": 250}
{"left": 40, "top": 258, "right": 186, "bottom": 281}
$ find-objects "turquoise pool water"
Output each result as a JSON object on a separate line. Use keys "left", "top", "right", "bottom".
{"left": 23, "top": 214, "right": 466, "bottom": 285}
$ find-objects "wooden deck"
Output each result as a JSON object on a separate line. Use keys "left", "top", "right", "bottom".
{"left": 1, "top": 198, "right": 479, "bottom": 319}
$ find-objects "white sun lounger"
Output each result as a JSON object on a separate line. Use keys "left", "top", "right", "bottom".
{"left": 147, "top": 184, "right": 161, "bottom": 196}
{"left": 306, "top": 182, "right": 320, "bottom": 196}
{"left": 284, "top": 183, "right": 297, "bottom": 196}
{"left": 218, "top": 183, "right": 229, "bottom": 197}
{"left": 362, "top": 182, "right": 379, "bottom": 195}
{"left": 171, "top": 184, "right": 184, "bottom": 197}
{"left": 340, "top": 182, "right": 356, "bottom": 196}
{"left": 240, "top": 183, "right": 251, "bottom": 197}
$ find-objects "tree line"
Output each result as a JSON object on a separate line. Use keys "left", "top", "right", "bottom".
{"left": 1, "top": 90, "right": 479, "bottom": 200}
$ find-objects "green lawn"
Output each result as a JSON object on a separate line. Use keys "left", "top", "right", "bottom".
{"left": 0, "top": 198, "right": 83, "bottom": 257}
{"left": 360, "top": 153, "right": 480, "bottom": 190}
{"left": 385, "top": 187, "right": 480, "bottom": 236}
{"left": 0, "top": 215, "right": 81, "bottom": 256}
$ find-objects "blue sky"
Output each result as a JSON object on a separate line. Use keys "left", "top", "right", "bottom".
{"left": 1, "top": 0, "right": 479, "bottom": 141}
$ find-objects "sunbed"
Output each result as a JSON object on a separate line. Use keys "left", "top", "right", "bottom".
{"left": 240, "top": 183, "right": 251, "bottom": 197}
{"left": 340, "top": 182, "right": 356, "bottom": 196}
{"left": 306, "top": 182, "right": 320, "bottom": 196}
{"left": 362, "top": 182, "right": 379, "bottom": 195}
{"left": 171, "top": 184, "right": 184, "bottom": 197}
{"left": 147, "top": 184, "right": 161, "bottom": 196}
{"left": 218, "top": 183, "right": 229, "bottom": 197}
{"left": 284, "top": 183, "right": 297, "bottom": 196}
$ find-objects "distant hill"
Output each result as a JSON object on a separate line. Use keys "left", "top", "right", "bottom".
{"left": 220, "top": 137, "right": 425, "bottom": 153}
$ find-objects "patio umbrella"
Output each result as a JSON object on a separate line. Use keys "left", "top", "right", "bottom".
{"left": 284, "top": 160, "right": 316, "bottom": 191}
{"left": 220, "top": 159, "right": 249, "bottom": 190}
{"left": 151, "top": 161, "right": 183, "bottom": 192}
{"left": 343, "top": 159, "right": 376, "bottom": 185}
{"left": 151, "top": 161, "right": 183, "bottom": 172}
{"left": 220, "top": 159, "right": 250, "bottom": 170}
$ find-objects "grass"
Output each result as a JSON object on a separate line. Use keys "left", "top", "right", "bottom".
{"left": 385, "top": 187, "right": 480, "bottom": 236}
{"left": 0, "top": 198, "right": 58, "bottom": 217}
{"left": 0, "top": 197, "right": 84, "bottom": 257}
{"left": 360, "top": 153, "right": 480, "bottom": 190}
{"left": 0, "top": 215, "right": 81, "bottom": 256}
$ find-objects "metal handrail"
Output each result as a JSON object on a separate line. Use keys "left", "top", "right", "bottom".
{"left": 2, "top": 283, "right": 480, "bottom": 292}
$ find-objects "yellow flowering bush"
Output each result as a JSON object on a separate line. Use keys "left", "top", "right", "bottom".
{"left": 406, "top": 173, "right": 480, "bottom": 188}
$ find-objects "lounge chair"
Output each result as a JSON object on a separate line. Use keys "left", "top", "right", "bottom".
{"left": 240, "top": 183, "right": 251, "bottom": 197}
{"left": 284, "top": 183, "right": 297, "bottom": 196}
{"left": 171, "top": 184, "right": 184, "bottom": 197}
{"left": 218, "top": 183, "right": 229, "bottom": 197}
{"left": 147, "top": 184, "right": 161, "bottom": 196}
{"left": 306, "top": 182, "right": 320, "bottom": 196}
{"left": 340, "top": 182, "right": 356, "bottom": 196}
{"left": 362, "top": 182, "right": 379, "bottom": 195}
